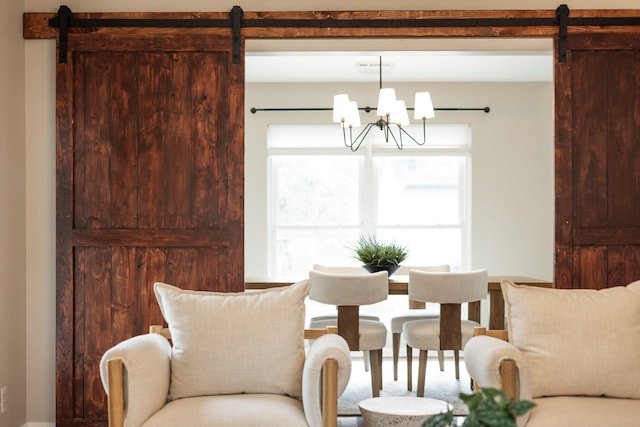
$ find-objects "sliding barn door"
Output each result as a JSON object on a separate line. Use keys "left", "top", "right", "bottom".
{"left": 56, "top": 33, "right": 244, "bottom": 425}
{"left": 555, "top": 33, "right": 640, "bottom": 290}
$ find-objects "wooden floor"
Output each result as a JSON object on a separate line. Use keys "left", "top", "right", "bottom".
{"left": 337, "top": 415, "right": 366, "bottom": 427}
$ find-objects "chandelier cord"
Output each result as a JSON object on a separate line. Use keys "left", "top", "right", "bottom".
{"left": 379, "top": 56, "right": 383, "bottom": 90}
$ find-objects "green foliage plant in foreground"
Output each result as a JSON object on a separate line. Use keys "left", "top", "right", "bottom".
{"left": 422, "top": 387, "right": 536, "bottom": 427}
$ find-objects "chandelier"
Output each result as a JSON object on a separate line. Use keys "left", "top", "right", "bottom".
{"left": 332, "top": 56, "right": 435, "bottom": 152}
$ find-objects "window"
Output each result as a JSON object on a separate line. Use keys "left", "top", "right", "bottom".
{"left": 267, "top": 123, "right": 471, "bottom": 276}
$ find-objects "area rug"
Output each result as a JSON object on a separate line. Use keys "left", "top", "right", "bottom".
{"left": 338, "top": 357, "right": 472, "bottom": 416}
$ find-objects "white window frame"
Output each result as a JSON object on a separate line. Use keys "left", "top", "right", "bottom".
{"left": 266, "top": 123, "right": 471, "bottom": 276}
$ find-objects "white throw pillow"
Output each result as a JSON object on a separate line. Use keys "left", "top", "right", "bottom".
{"left": 502, "top": 279, "right": 640, "bottom": 399}
{"left": 154, "top": 280, "right": 311, "bottom": 400}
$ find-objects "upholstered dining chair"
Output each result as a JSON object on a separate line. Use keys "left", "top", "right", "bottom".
{"left": 309, "top": 264, "right": 379, "bottom": 371}
{"left": 307, "top": 269, "right": 389, "bottom": 397}
{"left": 388, "top": 264, "right": 450, "bottom": 387}
{"left": 402, "top": 269, "right": 488, "bottom": 397}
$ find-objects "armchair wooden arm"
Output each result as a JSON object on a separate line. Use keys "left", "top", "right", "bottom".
{"left": 471, "top": 327, "right": 518, "bottom": 400}
{"left": 106, "top": 358, "right": 125, "bottom": 427}
{"left": 106, "top": 325, "right": 342, "bottom": 427}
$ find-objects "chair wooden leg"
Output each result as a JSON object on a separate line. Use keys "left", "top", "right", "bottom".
{"left": 377, "top": 349, "right": 384, "bottom": 391}
{"left": 417, "top": 350, "right": 428, "bottom": 398}
{"left": 438, "top": 350, "right": 445, "bottom": 371}
{"left": 363, "top": 351, "right": 370, "bottom": 372}
{"left": 369, "top": 349, "right": 382, "bottom": 397}
{"left": 392, "top": 332, "right": 400, "bottom": 381}
{"left": 454, "top": 350, "right": 460, "bottom": 380}
{"left": 406, "top": 345, "right": 413, "bottom": 391}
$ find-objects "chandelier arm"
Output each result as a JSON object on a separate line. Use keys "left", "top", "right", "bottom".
{"left": 386, "top": 125, "right": 404, "bottom": 150}
{"left": 397, "top": 120, "right": 427, "bottom": 146}
{"left": 341, "top": 123, "right": 351, "bottom": 148}
{"left": 382, "top": 120, "right": 391, "bottom": 143}
{"left": 347, "top": 122, "right": 377, "bottom": 152}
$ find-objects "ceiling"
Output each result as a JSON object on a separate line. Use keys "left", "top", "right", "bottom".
{"left": 245, "top": 38, "right": 554, "bottom": 83}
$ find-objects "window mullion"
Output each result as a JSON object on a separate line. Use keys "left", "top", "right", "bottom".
{"left": 360, "top": 143, "right": 377, "bottom": 236}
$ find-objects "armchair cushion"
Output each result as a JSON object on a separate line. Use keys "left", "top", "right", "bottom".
{"left": 525, "top": 396, "right": 640, "bottom": 427}
{"left": 154, "top": 280, "right": 311, "bottom": 400}
{"left": 141, "top": 395, "right": 309, "bottom": 427}
{"left": 502, "top": 279, "right": 640, "bottom": 399}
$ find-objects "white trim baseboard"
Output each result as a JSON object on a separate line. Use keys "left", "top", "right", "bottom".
{"left": 23, "top": 422, "right": 55, "bottom": 427}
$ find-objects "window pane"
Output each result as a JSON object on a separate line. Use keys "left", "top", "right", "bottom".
{"left": 366, "top": 123, "right": 470, "bottom": 147}
{"left": 273, "top": 156, "right": 360, "bottom": 226}
{"left": 377, "top": 228, "right": 462, "bottom": 272}
{"left": 267, "top": 123, "right": 469, "bottom": 148}
{"left": 275, "top": 228, "right": 361, "bottom": 276}
{"left": 268, "top": 124, "right": 345, "bottom": 148}
{"left": 376, "top": 156, "right": 463, "bottom": 225}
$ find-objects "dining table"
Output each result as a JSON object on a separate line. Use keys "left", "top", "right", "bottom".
{"left": 245, "top": 275, "right": 553, "bottom": 332}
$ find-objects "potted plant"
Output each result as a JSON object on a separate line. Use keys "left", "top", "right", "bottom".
{"left": 422, "top": 387, "right": 536, "bottom": 427}
{"left": 353, "top": 235, "right": 408, "bottom": 276}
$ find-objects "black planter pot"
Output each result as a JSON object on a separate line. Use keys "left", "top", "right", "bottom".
{"left": 362, "top": 264, "right": 400, "bottom": 276}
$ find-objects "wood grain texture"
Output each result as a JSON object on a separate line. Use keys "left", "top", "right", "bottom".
{"left": 556, "top": 33, "right": 640, "bottom": 289}
{"left": 439, "top": 303, "right": 462, "bottom": 350}
{"left": 56, "top": 35, "right": 243, "bottom": 425}
{"left": 337, "top": 305, "right": 360, "bottom": 351}
{"left": 26, "top": 8, "right": 640, "bottom": 41}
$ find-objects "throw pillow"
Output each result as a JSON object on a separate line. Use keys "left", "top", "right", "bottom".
{"left": 154, "top": 280, "right": 310, "bottom": 400}
{"left": 502, "top": 279, "right": 640, "bottom": 399}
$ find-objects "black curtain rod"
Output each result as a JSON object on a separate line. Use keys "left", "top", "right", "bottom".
{"left": 250, "top": 106, "right": 490, "bottom": 114}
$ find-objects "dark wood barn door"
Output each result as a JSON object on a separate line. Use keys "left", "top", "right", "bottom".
{"left": 555, "top": 33, "right": 640, "bottom": 289}
{"left": 56, "top": 33, "right": 244, "bottom": 425}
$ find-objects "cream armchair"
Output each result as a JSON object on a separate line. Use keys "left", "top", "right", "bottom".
{"left": 100, "top": 280, "right": 352, "bottom": 427}
{"left": 464, "top": 279, "right": 640, "bottom": 427}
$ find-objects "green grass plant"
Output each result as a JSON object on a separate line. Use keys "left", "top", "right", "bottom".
{"left": 353, "top": 235, "right": 408, "bottom": 266}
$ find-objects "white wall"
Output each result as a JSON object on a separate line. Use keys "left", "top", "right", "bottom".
{"left": 0, "top": 2, "right": 26, "bottom": 427}
{"left": 24, "top": 42, "right": 56, "bottom": 427}
{"left": 19, "top": 0, "right": 638, "bottom": 425}
{"left": 245, "top": 81, "right": 554, "bottom": 280}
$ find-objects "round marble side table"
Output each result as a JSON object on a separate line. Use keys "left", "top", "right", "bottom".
{"left": 358, "top": 396, "right": 452, "bottom": 427}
